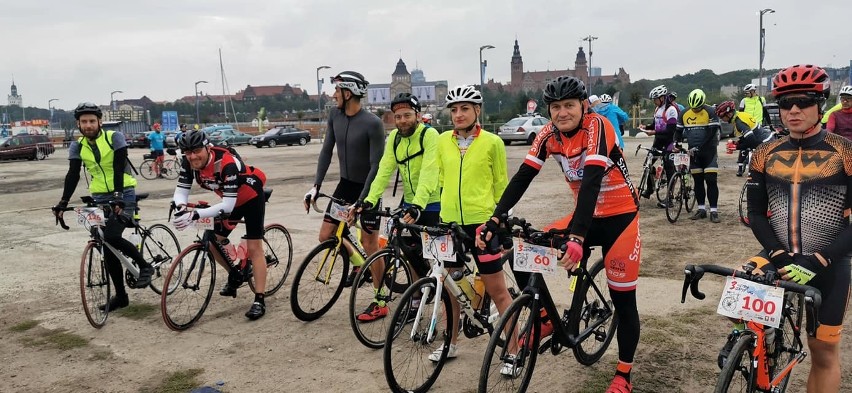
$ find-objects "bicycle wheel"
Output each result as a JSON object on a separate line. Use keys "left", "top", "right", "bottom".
{"left": 161, "top": 244, "right": 216, "bottom": 331}
{"left": 349, "top": 249, "right": 415, "bottom": 349}
{"left": 142, "top": 224, "right": 181, "bottom": 295}
{"left": 479, "top": 293, "right": 537, "bottom": 393}
{"left": 139, "top": 160, "right": 157, "bottom": 180}
{"left": 655, "top": 171, "right": 669, "bottom": 205}
{"left": 738, "top": 182, "right": 750, "bottom": 227}
{"left": 637, "top": 166, "right": 650, "bottom": 200}
{"left": 666, "top": 174, "right": 685, "bottom": 223}
{"left": 569, "top": 258, "right": 619, "bottom": 365}
{"left": 772, "top": 293, "right": 805, "bottom": 392}
{"left": 289, "top": 239, "right": 349, "bottom": 321}
{"left": 253, "top": 223, "right": 292, "bottom": 296}
{"left": 384, "top": 276, "right": 452, "bottom": 393}
{"left": 80, "top": 242, "right": 111, "bottom": 328}
{"left": 161, "top": 159, "right": 181, "bottom": 180}
{"left": 684, "top": 174, "right": 696, "bottom": 212}
{"left": 715, "top": 334, "right": 756, "bottom": 393}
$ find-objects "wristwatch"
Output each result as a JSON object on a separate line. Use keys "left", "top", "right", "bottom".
{"left": 113, "top": 191, "right": 123, "bottom": 199}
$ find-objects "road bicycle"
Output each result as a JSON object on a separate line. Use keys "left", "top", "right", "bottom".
{"left": 139, "top": 148, "right": 180, "bottom": 180}
{"left": 681, "top": 264, "right": 822, "bottom": 393}
{"left": 383, "top": 221, "right": 519, "bottom": 393}
{"left": 290, "top": 193, "right": 370, "bottom": 321}
{"left": 737, "top": 148, "right": 754, "bottom": 228}
{"left": 665, "top": 145, "right": 696, "bottom": 223}
{"left": 634, "top": 144, "right": 668, "bottom": 206}
{"left": 160, "top": 189, "right": 292, "bottom": 330}
{"left": 54, "top": 192, "right": 181, "bottom": 328}
{"left": 478, "top": 217, "right": 617, "bottom": 393}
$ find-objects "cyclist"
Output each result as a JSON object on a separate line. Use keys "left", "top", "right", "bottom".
{"left": 482, "top": 76, "right": 641, "bottom": 392}
{"left": 676, "top": 89, "right": 722, "bottom": 223}
{"left": 429, "top": 85, "right": 513, "bottom": 362}
{"left": 53, "top": 102, "right": 154, "bottom": 311}
{"left": 739, "top": 83, "right": 767, "bottom": 125}
{"left": 669, "top": 91, "right": 685, "bottom": 112}
{"left": 744, "top": 64, "right": 851, "bottom": 392}
{"left": 641, "top": 85, "right": 679, "bottom": 206}
{"left": 594, "top": 93, "right": 629, "bottom": 149}
{"left": 147, "top": 123, "right": 166, "bottom": 178}
{"left": 715, "top": 101, "right": 774, "bottom": 177}
{"left": 825, "top": 85, "right": 852, "bottom": 139}
{"left": 303, "top": 70, "right": 385, "bottom": 287}
{"left": 421, "top": 113, "right": 433, "bottom": 125}
{"left": 356, "top": 92, "right": 441, "bottom": 321}
{"left": 175, "top": 123, "right": 187, "bottom": 147}
{"left": 170, "top": 130, "right": 270, "bottom": 320}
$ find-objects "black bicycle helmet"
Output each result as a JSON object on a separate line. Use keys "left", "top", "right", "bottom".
{"left": 74, "top": 102, "right": 103, "bottom": 119}
{"left": 178, "top": 130, "right": 208, "bottom": 150}
{"left": 391, "top": 92, "right": 421, "bottom": 113}
{"left": 543, "top": 76, "right": 588, "bottom": 104}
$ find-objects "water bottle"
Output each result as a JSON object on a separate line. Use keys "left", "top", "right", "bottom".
{"left": 487, "top": 303, "right": 499, "bottom": 324}
{"left": 472, "top": 274, "right": 485, "bottom": 310}
{"left": 128, "top": 232, "right": 142, "bottom": 250}
{"left": 450, "top": 270, "right": 475, "bottom": 305}
{"left": 220, "top": 238, "right": 237, "bottom": 262}
{"left": 236, "top": 238, "right": 249, "bottom": 261}
{"left": 655, "top": 165, "right": 663, "bottom": 180}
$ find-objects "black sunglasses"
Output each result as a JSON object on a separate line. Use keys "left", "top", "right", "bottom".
{"left": 777, "top": 96, "right": 820, "bottom": 110}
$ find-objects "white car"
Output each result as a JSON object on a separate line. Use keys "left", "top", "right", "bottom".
{"left": 497, "top": 114, "right": 549, "bottom": 145}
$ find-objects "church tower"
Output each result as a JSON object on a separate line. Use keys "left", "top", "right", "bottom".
{"left": 510, "top": 39, "right": 524, "bottom": 91}
{"left": 8, "top": 79, "right": 22, "bottom": 107}
{"left": 390, "top": 58, "right": 412, "bottom": 100}
{"left": 574, "top": 47, "right": 588, "bottom": 81}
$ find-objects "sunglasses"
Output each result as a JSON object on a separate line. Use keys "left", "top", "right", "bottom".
{"left": 777, "top": 96, "right": 820, "bottom": 110}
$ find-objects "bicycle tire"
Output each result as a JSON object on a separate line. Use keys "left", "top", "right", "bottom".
{"left": 80, "top": 242, "right": 110, "bottom": 328}
{"left": 738, "top": 182, "right": 750, "bottom": 228}
{"left": 139, "top": 160, "right": 157, "bottom": 180}
{"left": 289, "top": 239, "right": 349, "bottom": 322}
{"left": 142, "top": 224, "right": 181, "bottom": 295}
{"left": 772, "top": 293, "right": 805, "bottom": 392}
{"left": 684, "top": 174, "right": 696, "bottom": 213}
{"left": 383, "top": 276, "right": 452, "bottom": 393}
{"left": 714, "top": 333, "right": 756, "bottom": 393}
{"left": 637, "top": 166, "right": 650, "bottom": 201}
{"left": 655, "top": 171, "right": 669, "bottom": 205}
{"left": 253, "top": 223, "right": 293, "bottom": 296}
{"left": 349, "top": 248, "right": 415, "bottom": 349}
{"left": 569, "top": 258, "right": 619, "bottom": 365}
{"left": 160, "top": 244, "right": 216, "bottom": 331}
{"left": 161, "top": 159, "right": 181, "bottom": 180}
{"left": 666, "top": 174, "right": 685, "bottom": 223}
{"left": 478, "top": 293, "right": 538, "bottom": 393}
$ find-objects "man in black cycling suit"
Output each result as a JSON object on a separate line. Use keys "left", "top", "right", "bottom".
{"left": 303, "top": 70, "right": 385, "bottom": 287}
{"left": 54, "top": 102, "right": 154, "bottom": 311}
{"left": 676, "top": 89, "right": 722, "bottom": 223}
{"left": 171, "top": 130, "right": 269, "bottom": 320}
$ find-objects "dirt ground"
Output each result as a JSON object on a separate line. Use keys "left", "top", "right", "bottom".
{"left": 0, "top": 135, "right": 849, "bottom": 393}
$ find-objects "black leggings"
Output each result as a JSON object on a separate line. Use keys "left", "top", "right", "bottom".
{"left": 611, "top": 289, "right": 640, "bottom": 363}
{"left": 692, "top": 172, "right": 719, "bottom": 208}
{"left": 102, "top": 210, "right": 146, "bottom": 297}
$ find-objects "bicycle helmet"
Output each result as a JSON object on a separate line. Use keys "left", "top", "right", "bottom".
{"left": 178, "top": 130, "right": 209, "bottom": 150}
{"left": 715, "top": 100, "right": 737, "bottom": 118}
{"left": 771, "top": 64, "right": 830, "bottom": 98}
{"left": 743, "top": 84, "right": 757, "bottom": 92}
{"left": 543, "top": 76, "right": 588, "bottom": 104}
{"left": 599, "top": 94, "right": 613, "bottom": 103}
{"left": 74, "top": 102, "right": 103, "bottom": 119}
{"left": 390, "top": 92, "right": 421, "bottom": 113}
{"left": 649, "top": 85, "right": 668, "bottom": 99}
{"left": 445, "top": 85, "right": 483, "bottom": 106}
{"left": 332, "top": 71, "right": 369, "bottom": 97}
{"left": 669, "top": 91, "right": 678, "bottom": 99}
{"left": 839, "top": 85, "right": 852, "bottom": 96}
{"left": 422, "top": 113, "right": 433, "bottom": 121}
{"left": 687, "top": 89, "right": 706, "bottom": 109}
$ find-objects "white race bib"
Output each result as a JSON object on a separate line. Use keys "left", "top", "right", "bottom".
{"left": 76, "top": 207, "right": 105, "bottom": 228}
{"left": 674, "top": 152, "right": 690, "bottom": 167}
{"left": 195, "top": 216, "right": 215, "bottom": 230}
{"left": 328, "top": 201, "right": 350, "bottom": 222}
{"left": 421, "top": 232, "right": 455, "bottom": 262}
{"left": 513, "top": 239, "right": 559, "bottom": 275}
{"left": 716, "top": 276, "right": 784, "bottom": 329}
{"left": 379, "top": 216, "right": 391, "bottom": 240}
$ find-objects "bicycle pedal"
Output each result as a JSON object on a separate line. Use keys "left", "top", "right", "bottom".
{"left": 538, "top": 338, "right": 553, "bottom": 354}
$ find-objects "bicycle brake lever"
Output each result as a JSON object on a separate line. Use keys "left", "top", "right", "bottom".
{"left": 681, "top": 266, "right": 693, "bottom": 303}
{"left": 55, "top": 212, "right": 70, "bottom": 230}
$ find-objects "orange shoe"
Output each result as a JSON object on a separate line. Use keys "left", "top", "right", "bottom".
{"left": 606, "top": 375, "right": 632, "bottom": 393}
{"left": 518, "top": 310, "right": 554, "bottom": 349}
{"left": 356, "top": 302, "right": 388, "bottom": 322}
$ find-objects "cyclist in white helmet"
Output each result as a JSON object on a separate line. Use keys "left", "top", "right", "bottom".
{"left": 739, "top": 83, "right": 767, "bottom": 125}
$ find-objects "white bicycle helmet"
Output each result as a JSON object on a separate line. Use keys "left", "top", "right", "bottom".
{"left": 599, "top": 94, "right": 613, "bottom": 103}
{"left": 649, "top": 85, "right": 668, "bottom": 99}
{"left": 445, "top": 85, "right": 483, "bottom": 106}
{"left": 743, "top": 84, "right": 757, "bottom": 92}
{"left": 422, "top": 113, "right": 433, "bottom": 121}
{"left": 332, "top": 71, "right": 369, "bottom": 97}
{"left": 839, "top": 85, "right": 852, "bottom": 96}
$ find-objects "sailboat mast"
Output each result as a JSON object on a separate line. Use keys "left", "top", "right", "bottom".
{"left": 219, "top": 48, "right": 229, "bottom": 124}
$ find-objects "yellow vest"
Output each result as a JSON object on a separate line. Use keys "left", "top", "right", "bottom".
{"left": 741, "top": 96, "right": 765, "bottom": 124}
{"left": 78, "top": 130, "right": 137, "bottom": 194}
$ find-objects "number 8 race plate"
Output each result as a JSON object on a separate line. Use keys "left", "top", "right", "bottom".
{"left": 716, "top": 276, "right": 784, "bottom": 329}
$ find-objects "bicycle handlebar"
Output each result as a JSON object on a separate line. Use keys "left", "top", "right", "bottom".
{"left": 52, "top": 197, "right": 127, "bottom": 231}
{"left": 634, "top": 144, "right": 664, "bottom": 157}
{"left": 310, "top": 192, "right": 348, "bottom": 214}
{"left": 681, "top": 264, "right": 822, "bottom": 337}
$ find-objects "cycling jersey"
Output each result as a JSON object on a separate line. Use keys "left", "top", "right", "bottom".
{"left": 314, "top": 108, "right": 385, "bottom": 200}
{"left": 826, "top": 107, "right": 852, "bottom": 140}
{"left": 175, "top": 146, "right": 266, "bottom": 218}
{"left": 68, "top": 130, "right": 137, "bottom": 195}
{"left": 739, "top": 96, "right": 766, "bottom": 124}
{"left": 652, "top": 104, "right": 679, "bottom": 151}
{"left": 364, "top": 123, "right": 440, "bottom": 209}
{"left": 435, "top": 126, "right": 507, "bottom": 225}
{"left": 148, "top": 131, "right": 165, "bottom": 151}
{"left": 730, "top": 112, "right": 758, "bottom": 137}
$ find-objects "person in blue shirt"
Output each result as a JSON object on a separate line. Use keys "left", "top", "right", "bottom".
{"left": 594, "top": 94, "right": 629, "bottom": 149}
{"left": 147, "top": 125, "right": 166, "bottom": 178}
{"left": 175, "top": 123, "right": 187, "bottom": 147}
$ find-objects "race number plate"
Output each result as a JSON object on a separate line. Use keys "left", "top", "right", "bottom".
{"left": 328, "top": 201, "right": 350, "bottom": 222}
{"left": 76, "top": 207, "right": 105, "bottom": 228}
{"left": 379, "top": 216, "right": 391, "bottom": 239}
{"left": 195, "top": 216, "right": 215, "bottom": 230}
{"left": 513, "top": 239, "right": 559, "bottom": 275}
{"left": 421, "top": 232, "right": 455, "bottom": 262}
{"left": 674, "top": 153, "right": 690, "bottom": 167}
{"left": 716, "top": 276, "right": 784, "bottom": 328}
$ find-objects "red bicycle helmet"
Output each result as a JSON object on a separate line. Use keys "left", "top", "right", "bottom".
{"left": 715, "top": 101, "right": 736, "bottom": 117}
{"left": 771, "top": 64, "right": 830, "bottom": 98}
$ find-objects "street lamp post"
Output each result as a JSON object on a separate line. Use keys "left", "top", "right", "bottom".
{"left": 479, "top": 44, "right": 495, "bottom": 123}
{"left": 194, "top": 80, "right": 208, "bottom": 125}
{"left": 48, "top": 98, "right": 58, "bottom": 129}
{"left": 758, "top": 9, "right": 775, "bottom": 96}
{"left": 316, "top": 65, "right": 331, "bottom": 125}
{"left": 110, "top": 90, "right": 123, "bottom": 111}
{"left": 582, "top": 35, "right": 599, "bottom": 94}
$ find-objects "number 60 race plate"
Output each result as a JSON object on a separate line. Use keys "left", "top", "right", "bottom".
{"left": 513, "top": 239, "right": 559, "bottom": 275}
{"left": 716, "top": 276, "right": 784, "bottom": 328}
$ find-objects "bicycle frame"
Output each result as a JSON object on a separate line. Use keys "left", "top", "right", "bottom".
{"left": 309, "top": 194, "right": 369, "bottom": 285}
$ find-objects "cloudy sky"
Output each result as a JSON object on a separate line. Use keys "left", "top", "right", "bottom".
{"left": 3, "top": 0, "right": 850, "bottom": 110}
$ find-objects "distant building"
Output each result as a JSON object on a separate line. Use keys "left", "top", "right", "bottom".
{"left": 8, "top": 80, "right": 22, "bottom": 107}
{"left": 719, "top": 84, "right": 739, "bottom": 99}
{"left": 114, "top": 96, "right": 155, "bottom": 110}
{"left": 235, "top": 84, "right": 305, "bottom": 101}
{"left": 507, "top": 39, "right": 630, "bottom": 93}
{"left": 366, "top": 58, "right": 448, "bottom": 106}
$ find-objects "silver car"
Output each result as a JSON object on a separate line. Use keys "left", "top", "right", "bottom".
{"left": 497, "top": 115, "right": 549, "bottom": 145}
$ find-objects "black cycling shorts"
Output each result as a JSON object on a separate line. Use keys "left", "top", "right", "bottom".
{"left": 689, "top": 146, "right": 719, "bottom": 173}
{"left": 150, "top": 150, "right": 164, "bottom": 157}
{"left": 323, "top": 178, "right": 379, "bottom": 231}
{"left": 215, "top": 195, "right": 265, "bottom": 240}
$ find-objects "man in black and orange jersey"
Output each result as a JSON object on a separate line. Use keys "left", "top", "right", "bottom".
{"left": 171, "top": 130, "right": 270, "bottom": 320}
{"left": 676, "top": 89, "right": 722, "bottom": 223}
{"left": 745, "top": 64, "right": 851, "bottom": 392}
{"left": 481, "top": 76, "right": 641, "bottom": 393}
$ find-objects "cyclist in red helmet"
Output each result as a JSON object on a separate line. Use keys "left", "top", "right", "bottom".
{"left": 715, "top": 101, "right": 774, "bottom": 176}
{"left": 740, "top": 64, "right": 851, "bottom": 392}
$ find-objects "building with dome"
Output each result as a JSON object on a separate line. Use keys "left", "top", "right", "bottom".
{"left": 8, "top": 79, "right": 22, "bottom": 107}
{"left": 366, "top": 59, "right": 448, "bottom": 107}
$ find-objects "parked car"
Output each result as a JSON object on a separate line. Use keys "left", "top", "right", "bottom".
{"left": 163, "top": 131, "right": 178, "bottom": 148}
{"left": 131, "top": 131, "right": 153, "bottom": 148}
{"left": 0, "top": 134, "right": 55, "bottom": 160}
{"left": 250, "top": 126, "right": 311, "bottom": 148}
{"left": 207, "top": 129, "right": 253, "bottom": 146}
{"left": 497, "top": 114, "right": 549, "bottom": 145}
